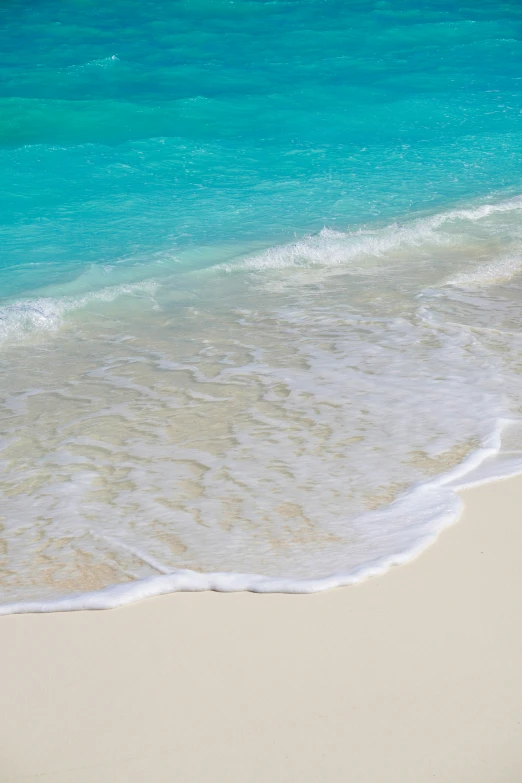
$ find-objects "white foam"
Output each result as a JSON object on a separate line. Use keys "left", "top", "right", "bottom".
{"left": 68, "top": 55, "right": 119, "bottom": 70}
{"left": 446, "top": 254, "right": 522, "bottom": 288}
{"left": 2, "top": 427, "right": 521, "bottom": 616}
{"left": 0, "top": 280, "right": 158, "bottom": 342}
{"left": 221, "top": 195, "right": 522, "bottom": 273}
{"left": 3, "top": 194, "right": 522, "bottom": 613}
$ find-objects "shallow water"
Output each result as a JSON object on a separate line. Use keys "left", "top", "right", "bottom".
{"left": 1, "top": 1, "right": 522, "bottom": 610}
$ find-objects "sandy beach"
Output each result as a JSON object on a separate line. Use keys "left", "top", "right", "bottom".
{"left": 2, "top": 475, "right": 522, "bottom": 783}
{"left": 3, "top": 3, "right": 522, "bottom": 781}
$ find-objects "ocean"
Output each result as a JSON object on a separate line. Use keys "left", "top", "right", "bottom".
{"left": 1, "top": 0, "right": 522, "bottom": 611}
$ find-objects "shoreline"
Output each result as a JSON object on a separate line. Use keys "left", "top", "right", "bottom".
{"left": 2, "top": 475, "right": 522, "bottom": 782}
{"left": 2, "top": 447, "right": 518, "bottom": 616}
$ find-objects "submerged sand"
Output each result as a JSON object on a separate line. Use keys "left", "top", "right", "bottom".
{"left": 1, "top": 475, "right": 522, "bottom": 782}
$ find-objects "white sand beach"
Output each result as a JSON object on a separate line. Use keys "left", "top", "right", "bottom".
{"left": 2, "top": 475, "right": 522, "bottom": 783}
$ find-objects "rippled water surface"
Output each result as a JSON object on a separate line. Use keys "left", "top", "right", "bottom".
{"left": 1, "top": 0, "right": 522, "bottom": 610}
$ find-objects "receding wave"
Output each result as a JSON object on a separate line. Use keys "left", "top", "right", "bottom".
{"left": 446, "top": 254, "right": 522, "bottom": 288}
{"left": 0, "top": 280, "right": 158, "bottom": 343}
{"left": 3, "top": 193, "right": 522, "bottom": 612}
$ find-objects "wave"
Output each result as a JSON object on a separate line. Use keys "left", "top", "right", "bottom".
{"left": 2, "top": 419, "right": 521, "bottom": 615}
{"left": 0, "top": 280, "right": 158, "bottom": 343}
{"left": 68, "top": 55, "right": 119, "bottom": 70}
{"left": 446, "top": 253, "right": 522, "bottom": 288}
{"left": 3, "top": 191, "right": 522, "bottom": 615}
{"left": 221, "top": 195, "right": 522, "bottom": 272}
{"left": 3, "top": 192, "right": 522, "bottom": 343}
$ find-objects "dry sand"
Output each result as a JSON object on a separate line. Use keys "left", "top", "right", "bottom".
{"left": 1, "top": 475, "right": 522, "bottom": 782}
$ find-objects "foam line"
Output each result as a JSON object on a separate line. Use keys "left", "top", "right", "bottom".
{"left": 2, "top": 418, "right": 521, "bottom": 615}
{"left": 220, "top": 195, "right": 522, "bottom": 272}
{"left": 0, "top": 280, "right": 158, "bottom": 342}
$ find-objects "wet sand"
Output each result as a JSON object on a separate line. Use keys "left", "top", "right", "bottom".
{"left": 1, "top": 476, "right": 522, "bottom": 782}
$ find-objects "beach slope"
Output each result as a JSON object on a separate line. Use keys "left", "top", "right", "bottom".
{"left": 1, "top": 476, "right": 522, "bottom": 782}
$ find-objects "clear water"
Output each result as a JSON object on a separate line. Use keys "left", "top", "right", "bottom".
{"left": 2, "top": 0, "right": 522, "bottom": 611}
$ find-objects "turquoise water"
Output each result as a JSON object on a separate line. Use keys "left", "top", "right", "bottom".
{"left": 2, "top": 0, "right": 522, "bottom": 610}
{"left": 2, "top": 0, "right": 522, "bottom": 299}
